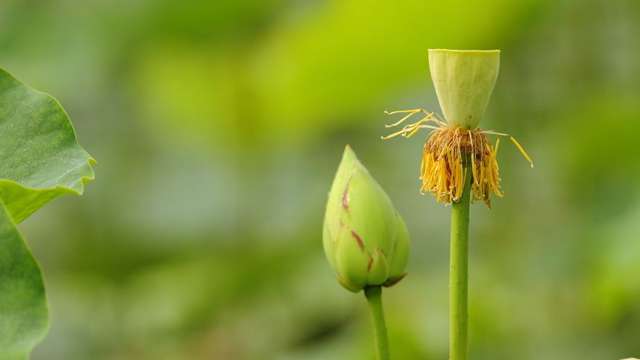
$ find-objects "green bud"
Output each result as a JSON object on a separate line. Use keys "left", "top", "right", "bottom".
{"left": 323, "top": 146, "right": 410, "bottom": 292}
{"left": 428, "top": 49, "right": 500, "bottom": 129}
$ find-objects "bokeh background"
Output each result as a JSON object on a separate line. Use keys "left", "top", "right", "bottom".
{"left": 1, "top": 0, "right": 639, "bottom": 359}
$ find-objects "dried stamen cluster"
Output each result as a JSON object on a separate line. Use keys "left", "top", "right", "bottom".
{"left": 421, "top": 127, "right": 500, "bottom": 206}
{"left": 382, "top": 108, "right": 533, "bottom": 207}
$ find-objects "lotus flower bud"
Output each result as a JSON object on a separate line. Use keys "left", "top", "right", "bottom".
{"left": 428, "top": 49, "right": 500, "bottom": 129}
{"left": 323, "top": 146, "right": 410, "bottom": 292}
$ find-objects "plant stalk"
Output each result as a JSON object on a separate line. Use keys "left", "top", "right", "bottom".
{"left": 364, "top": 286, "right": 390, "bottom": 360}
{"left": 450, "top": 162, "right": 472, "bottom": 360}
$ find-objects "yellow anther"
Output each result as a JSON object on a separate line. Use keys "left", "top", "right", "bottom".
{"left": 481, "top": 130, "right": 534, "bottom": 168}
{"left": 509, "top": 136, "right": 534, "bottom": 168}
{"left": 382, "top": 109, "right": 440, "bottom": 140}
{"left": 384, "top": 110, "right": 422, "bottom": 128}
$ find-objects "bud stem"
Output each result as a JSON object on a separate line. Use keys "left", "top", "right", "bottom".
{"left": 450, "top": 160, "right": 472, "bottom": 360}
{"left": 364, "top": 286, "right": 390, "bottom": 360}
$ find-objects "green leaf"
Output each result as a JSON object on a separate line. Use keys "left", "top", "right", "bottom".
{"left": 0, "top": 68, "right": 95, "bottom": 358}
{"left": 0, "top": 69, "right": 95, "bottom": 223}
{"left": 0, "top": 203, "right": 47, "bottom": 360}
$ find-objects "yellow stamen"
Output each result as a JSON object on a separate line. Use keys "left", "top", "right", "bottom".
{"left": 381, "top": 114, "right": 438, "bottom": 140}
{"left": 384, "top": 109, "right": 422, "bottom": 128}
{"left": 509, "top": 136, "right": 534, "bottom": 168}
{"left": 382, "top": 108, "right": 448, "bottom": 140}
{"left": 481, "top": 130, "right": 534, "bottom": 168}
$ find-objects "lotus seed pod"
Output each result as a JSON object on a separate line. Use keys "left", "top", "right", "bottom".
{"left": 323, "top": 146, "right": 410, "bottom": 292}
{"left": 428, "top": 49, "right": 500, "bottom": 129}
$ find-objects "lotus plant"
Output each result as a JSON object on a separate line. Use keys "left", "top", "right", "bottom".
{"left": 323, "top": 145, "right": 410, "bottom": 360}
{"left": 383, "top": 49, "right": 532, "bottom": 360}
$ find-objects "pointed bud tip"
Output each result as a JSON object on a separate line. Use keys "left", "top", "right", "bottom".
{"left": 341, "top": 144, "right": 357, "bottom": 162}
{"left": 339, "top": 145, "right": 367, "bottom": 174}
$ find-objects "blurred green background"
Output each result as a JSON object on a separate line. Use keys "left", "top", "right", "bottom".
{"left": 1, "top": 0, "right": 640, "bottom": 359}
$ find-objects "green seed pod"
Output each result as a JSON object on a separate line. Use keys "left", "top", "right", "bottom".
{"left": 428, "top": 49, "right": 500, "bottom": 129}
{"left": 323, "top": 146, "right": 410, "bottom": 292}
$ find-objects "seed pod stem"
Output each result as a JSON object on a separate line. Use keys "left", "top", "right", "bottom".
{"left": 449, "top": 159, "right": 472, "bottom": 360}
{"left": 364, "top": 286, "right": 390, "bottom": 360}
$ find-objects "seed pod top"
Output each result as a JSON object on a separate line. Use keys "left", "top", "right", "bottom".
{"left": 428, "top": 49, "right": 500, "bottom": 129}
{"left": 323, "top": 146, "right": 410, "bottom": 292}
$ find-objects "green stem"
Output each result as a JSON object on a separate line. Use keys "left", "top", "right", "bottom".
{"left": 364, "top": 286, "right": 390, "bottom": 360}
{"left": 450, "top": 163, "right": 472, "bottom": 360}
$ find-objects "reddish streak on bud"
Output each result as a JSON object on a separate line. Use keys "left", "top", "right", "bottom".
{"left": 342, "top": 175, "right": 353, "bottom": 211}
{"left": 341, "top": 185, "right": 350, "bottom": 210}
{"left": 351, "top": 230, "right": 365, "bottom": 251}
{"left": 367, "top": 255, "right": 374, "bottom": 272}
